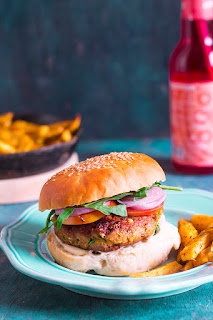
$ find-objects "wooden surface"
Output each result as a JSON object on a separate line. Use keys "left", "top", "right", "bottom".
{"left": 1, "top": 138, "right": 213, "bottom": 320}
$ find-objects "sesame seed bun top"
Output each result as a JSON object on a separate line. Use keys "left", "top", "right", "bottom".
{"left": 39, "top": 152, "right": 166, "bottom": 211}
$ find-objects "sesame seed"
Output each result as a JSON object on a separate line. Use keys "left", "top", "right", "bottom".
{"left": 47, "top": 152, "right": 137, "bottom": 181}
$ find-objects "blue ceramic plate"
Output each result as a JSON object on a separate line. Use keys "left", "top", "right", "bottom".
{"left": 1, "top": 188, "right": 213, "bottom": 300}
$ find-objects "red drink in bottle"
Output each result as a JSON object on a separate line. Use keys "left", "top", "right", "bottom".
{"left": 169, "top": 0, "right": 213, "bottom": 173}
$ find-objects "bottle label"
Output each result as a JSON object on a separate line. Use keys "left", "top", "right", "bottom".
{"left": 170, "top": 81, "right": 213, "bottom": 167}
{"left": 182, "top": 0, "right": 213, "bottom": 20}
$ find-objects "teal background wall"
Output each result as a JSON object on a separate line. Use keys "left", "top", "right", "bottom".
{"left": 0, "top": 0, "right": 180, "bottom": 139}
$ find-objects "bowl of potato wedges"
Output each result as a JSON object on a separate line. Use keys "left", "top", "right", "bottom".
{"left": 0, "top": 112, "right": 81, "bottom": 178}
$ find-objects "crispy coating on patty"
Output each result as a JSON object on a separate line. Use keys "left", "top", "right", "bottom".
{"left": 53, "top": 209, "right": 163, "bottom": 252}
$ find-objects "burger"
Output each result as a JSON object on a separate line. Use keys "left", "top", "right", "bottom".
{"left": 39, "top": 152, "right": 181, "bottom": 276}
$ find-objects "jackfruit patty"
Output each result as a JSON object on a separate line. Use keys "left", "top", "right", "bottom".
{"left": 53, "top": 209, "right": 163, "bottom": 252}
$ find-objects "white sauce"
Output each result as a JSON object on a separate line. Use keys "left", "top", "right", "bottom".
{"left": 48, "top": 215, "right": 180, "bottom": 276}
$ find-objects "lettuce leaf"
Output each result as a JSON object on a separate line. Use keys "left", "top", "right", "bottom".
{"left": 85, "top": 201, "right": 127, "bottom": 217}
{"left": 56, "top": 208, "right": 75, "bottom": 229}
{"left": 38, "top": 210, "right": 55, "bottom": 236}
{"left": 153, "top": 182, "right": 182, "bottom": 191}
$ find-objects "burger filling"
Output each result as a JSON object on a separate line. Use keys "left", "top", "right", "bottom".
{"left": 38, "top": 183, "right": 182, "bottom": 252}
{"left": 53, "top": 209, "right": 163, "bottom": 252}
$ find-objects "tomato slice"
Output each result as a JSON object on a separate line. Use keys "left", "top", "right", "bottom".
{"left": 62, "top": 200, "right": 164, "bottom": 225}
{"left": 127, "top": 201, "right": 165, "bottom": 216}
{"left": 62, "top": 200, "right": 117, "bottom": 225}
{"left": 62, "top": 210, "right": 105, "bottom": 225}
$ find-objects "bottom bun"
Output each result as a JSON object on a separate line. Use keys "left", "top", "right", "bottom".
{"left": 47, "top": 215, "right": 180, "bottom": 276}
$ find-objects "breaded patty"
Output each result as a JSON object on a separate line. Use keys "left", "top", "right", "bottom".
{"left": 53, "top": 209, "right": 163, "bottom": 252}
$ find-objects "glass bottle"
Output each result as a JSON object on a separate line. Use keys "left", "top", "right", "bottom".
{"left": 169, "top": 0, "right": 213, "bottom": 173}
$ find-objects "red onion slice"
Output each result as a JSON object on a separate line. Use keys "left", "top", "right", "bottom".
{"left": 118, "top": 187, "right": 166, "bottom": 210}
{"left": 55, "top": 207, "right": 95, "bottom": 216}
{"left": 103, "top": 200, "right": 111, "bottom": 206}
{"left": 55, "top": 200, "right": 112, "bottom": 217}
{"left": 55, "top": 208, "right": 65, "bottom": 215}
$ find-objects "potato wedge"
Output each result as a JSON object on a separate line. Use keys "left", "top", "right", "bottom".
{"left": 178, "top": 218, "right": 198, "bottom": 247}
{"left": 0, "top": 112, "right": 81, "bottom": 153}
{"left": 0, "top": 140, "right": 16, "bottom": 154}
{"left": 48, "top": 120, "right": 70, "bottom": 131}
{"left": 208, "top": 252, "right": 213, "bottom": 262}
{"left": 0, "top": 112, "right": 13, "bottom": 127}
{"left": 182, "top": 245, "right": 212, "bottom": 271}
{"left": 192, "top": 245, "right": 212, "bottom": 267}
{"left": 38, "top": 125, "right": 50, "bottom": 137}
{"left": 207, "top": 242, "right": 213, "bottom": 262}
{"left": 0, "top": 129, "right": 18, "bottom": 147}
{"left": 179, "top": 229, "right": 213, "bottom": 261}
{"left": 61, "top": 129, "right": 72, "bottom": 142}
{"left": 123, "top": 261, "right": 182, "bottom": 278}
{"left": 16, "top": 134, "right": 37, "bottom": 152}
{"left": 69, "top": 114, "right": 81, "bottom": 133}
{"left": 11, "top": 120, "right": 40, "bottom": 133}
{"left": 182, "top": 261, "right": 194, "bottom": 271}
{"left": 191, "top": 215, "right": 213, "bottom": 232}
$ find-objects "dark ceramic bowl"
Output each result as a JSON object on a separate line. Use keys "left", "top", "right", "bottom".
{"left": 0, "top": 113, "right": 81, "bottom": 179}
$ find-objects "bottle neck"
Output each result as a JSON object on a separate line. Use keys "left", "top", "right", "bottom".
{"left": 181, "top": 0, "right": 213, "bottom": 39}
{"left": 181, "top": 20, "right": 198, "bottom": 39}
{"left": 181, "top": 0, "right": 213, "bottom": 20}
